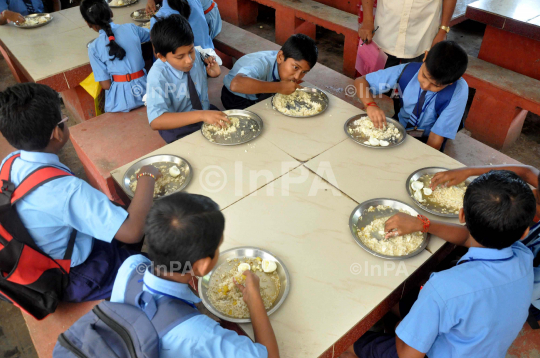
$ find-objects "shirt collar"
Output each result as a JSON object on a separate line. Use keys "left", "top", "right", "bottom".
{"left": 458, "top": 245, "right": 515, "bottom": 264}
{"left": 164, "top": 61, "right": 185, "bottom": 81}
{"left": 272, "top": 60, "right": 280, "bottom": 82}
{"left": 98, "top": 22, "right": 118, "bottom": 36}
{"left": 19, "top": 151, "right": 71, "bottom": 172}
{"left": 142, "top": 267, "right": 202, "bottom": 304}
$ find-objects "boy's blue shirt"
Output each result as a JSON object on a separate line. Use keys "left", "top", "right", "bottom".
{"left": 0, "top": 151, "right": 128, "bottom": 266}
{"left": 146, "top": 51, "right": 210, "bottom": 124}
{"left": 0, "top": 0, "right": 43, "bottom": 16}
{"left": 396, "top": 241, "right": 534, "bottom": 358}
{"left": 223, "top": 51, "right": 280, "bottom": 101}
{"left": 365, "top": 64, "right": 469, "bottom": 139}
{"left": 149, "top": 0, "right": 214, "bottom": 50}
{"left": 88, "top": 22, "right": 150, "bottom": 113}
{"left": 111, "top": 255, "right": 268, "bottom": 358}
{"left": 525, "top": 222, "right": 540, "bottom": 310}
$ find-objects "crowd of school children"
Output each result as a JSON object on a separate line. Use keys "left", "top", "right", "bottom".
{"left": 0, "top": 0, "right": 539, "bottom": 357}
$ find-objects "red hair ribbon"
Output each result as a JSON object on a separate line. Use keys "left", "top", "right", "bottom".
{"left": 108, "top": 36, "right": 115, "bottom": 41}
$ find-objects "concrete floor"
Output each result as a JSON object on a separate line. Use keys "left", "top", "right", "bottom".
{"left": 0, "top": 13, "right": 539, "bottom": 358}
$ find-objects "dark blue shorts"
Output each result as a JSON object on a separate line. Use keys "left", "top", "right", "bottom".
{"left": 353, "top": 332, "right": 399, "bottom": 358}
{"left": 63, "top": 240, "right": 140, "bottom": 302}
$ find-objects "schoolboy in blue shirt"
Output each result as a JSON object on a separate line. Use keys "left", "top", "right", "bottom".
{"left": 0, "top": 83, "right": 160, "bottom": 303}
{"left": 149, "top": 0, "right": 213, "bottom": 50}
{"left": 111, "top": 192, "right": 280, "bottom": 358}
{"left": 146, "top": 15, "right": 228, "bottom": 144}
{"left": 0, "top": 0, "right": 49, "bottom": 25}
{"left": 354, "top": 41, "right": 469, "bottom": 151}
{"left": 344, "top": 170, "right": 536, "bottom": 358}
{"left": 222, "top": 34, "right": 318, "bottom": 110}
{"left": 82, "top": 0, "right": 150, "bottom": 113}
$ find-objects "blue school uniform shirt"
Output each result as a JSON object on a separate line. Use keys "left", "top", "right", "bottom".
{"left": 223, "top": 51, "right": 280, "bottom": 101}
{"left": 525, "top": 222, "right": 540, "bottom": 311}
{"left": 199, "top": 0, "right": 221, "bottom": 39}
{"left": 0, "top": 0, "right": 43, "bottom": 16}
{"left": 88, "top": 22, "right": 150, "bottom": 113}
{"left": 146, "top": 51, "right": 210, "bottom": 124}
{"left": 396, "top": 241, "right": 534, "bottom": 358}
{"left": 365, "top": 64, "right": 468, "bottom": 139}
{"left": 150, "top": 0, "right": 214, "bottom": 50}
{"left": 111, "top": 255, "right": 268, "bottom": 358}
{"left": 1, "top": 151, "right": 128, "bottom": 267}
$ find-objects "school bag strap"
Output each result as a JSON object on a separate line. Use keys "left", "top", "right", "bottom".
{"left": 396, "top": 62, "right": 458, "bottom": 119}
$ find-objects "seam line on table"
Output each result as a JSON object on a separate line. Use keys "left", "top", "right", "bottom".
{"left": 301, "top": 163, "right": 360, "bottom": 205}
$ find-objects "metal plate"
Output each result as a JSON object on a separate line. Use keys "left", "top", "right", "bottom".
{"left": 349, "top": 198, "right": 429, "bottom": 260}
{"left": 344, "top": 114, "right": 406, "bottom": 149}
{"left": 201, "top": 109, "right": 263, "bottom": 146}
{"left": 406, "top": 167, "right": 470, "bottom": 218}
{"left": 138, "top": 22, "right": 151, "bottom": 29}
{"left": 108, "top": 0, "right": 138, "bottom": 8}
{"left": 271, "top": 87, "right": 329, "bottom": 118}
{"left": 130, "top": 8, "right": 153, "bottom": 22}
{"left": 121, "top": 154, "right": 193, "bottom": 199}
{"left": 13, "top": 13, "right": 53, "bottom": 28}
{"left": 198, "top": 247, "right": 290, "bottom": 323}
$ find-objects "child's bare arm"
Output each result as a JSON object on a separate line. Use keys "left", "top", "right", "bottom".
{"left": 115, "top": 165, "right": 160, "bottom": 244}
{"left": 230, "top": 74, "right": 299, "bottom": 96}
{"left": 431, "top": 165, "right": 539, "bottom": 189}
{"left": 150, "top": 111, "right": 230, "bottom": 130}
{"left": 396, "top": 336, "right": 426, "bottom": 358}
{"left": 235, "top": 271, "right": 280, "bottom": 358}
{"left": 354, "top": 76, "right": 387, "bottom": 129}
{"left": 426, "top": 132, "right": 445, "bottom": 151}
{"left": 99, "top": 80, "right": 112, "bottom": 91}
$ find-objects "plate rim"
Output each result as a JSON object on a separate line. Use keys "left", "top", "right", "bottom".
{"left": 405, "top": 166, "right": 469, "bottom": 218}
{"left": 344, "top": 114, "right": 407, "bottom": 149}
{"left": 348, "top": 198, "right": 430, "bottom": 260}
{"left": 129, "top": 8, "right": 152, "bottom": 22}
{"left": 121, "top": 154, "right": 193, "bottom": 199}
{"left": 13, "top": 13, "right": 53, "bottom": 28}
{"left": 198, "top": 246, "right": 291, "bottom": 323}
{"left": 271, "top": 87, "right": 329, "bottom": 118}
{"left": 108, "top": 0, "right": 139, "bottom": 8}
{"left": 200, "top": 109, "right": 264, "bottom": 146}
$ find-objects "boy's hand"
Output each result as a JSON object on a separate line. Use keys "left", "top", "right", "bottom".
{"left": 278, "top": 80, "right": 301, "bottom": 95}
{"left": 204, "top": 56, "right": 221, "bottom": 77}
{"left": 139, "top": 165, "right": 162, "bottom": 180}
{"left": 234, "top": 270, "right": 263, "bottom": 307}
{"left": 366, "top": 105, "right": 387, "bottom": 129}
{"left": 145, "top": 0, "right": 157, "bottom": 13}
{"left": 358, "top": 21, "right": 375, "bottom": 44}
{"left": 201, "top": 110, "right": 230, "bottom": 128}
{"left": 384, "top": 213, "right": 423, "bottom": 239}
{"left": 430, "top": 169, "right": 469, "bottom": 190}
{"left": 5, "top": 10, "right": 25, "bottom": 24}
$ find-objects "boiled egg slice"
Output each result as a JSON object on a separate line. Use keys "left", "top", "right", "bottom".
{"left": 169, "top": 165, "right": 181, "bottom": 177}
{"left": 411, "top": 181, "right": 424, "bottom": 191}
{"left": 414, "top": 189, "right": 425, "bottom": 203}
{"left": 423, "top": 188, "right": 433, "bottom": 196}
{"left": 238, "top": 263, "right": 250, "bottom": 273}
{"left": 262, "top": 260, "right": 277, "bottom": 273}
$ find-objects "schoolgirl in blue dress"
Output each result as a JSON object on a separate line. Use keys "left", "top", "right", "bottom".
{"left": 81, "top": 0, "right": 149, "bottom": 113}
{"left": 199, "top": 0, "right": 221, "bottom": 39}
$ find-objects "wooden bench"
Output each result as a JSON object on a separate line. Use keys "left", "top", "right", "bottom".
{"left": 214, "top": 21, "right": 395, "bottom": 115}
{"left": 463, "top": 55, "right": 540, "bottom": 150}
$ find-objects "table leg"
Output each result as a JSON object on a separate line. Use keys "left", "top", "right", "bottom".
{"left": 0, "top": 43, "right": 30, "bottom": 83}
{"left": 217, "top": 0, "right": 258, "bottom": 26}
{"left": 478, "top": 25, "right": 540, "bottom": 81}
{"left": 61, "top": 86, "right": 98, "bottom": 123}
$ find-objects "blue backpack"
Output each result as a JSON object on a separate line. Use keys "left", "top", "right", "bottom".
{"left": 52, "top": 263, "right": 201, "bottom": 358}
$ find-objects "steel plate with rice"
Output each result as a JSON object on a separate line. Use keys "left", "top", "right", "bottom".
{"left": 349, "top": 198, "right": 429, "bottom": 260}
{"left": 108, "top": 0, "right": 138, "bottom": 7}
{"left": 13, "top": 13, "right": 53, "bottom": 28}
{"left": 271, "top": 87, "right": 329, "bottom": 118}
{"left": 345, "top": 114, "right": 406, "bottom": 148}
{"left": 199, "top": 247, "right": 290, "bottom": 323}
{"left": 122, "top": 154, "right": 192, "bottom": 199}
{"left": 201, "top": 110, "right": 263, "bottom": 145}
{"left": 406, "top": 167, "right": 470, "bottom": 218}
{"left": 130, "top": 8, "right": 154, "bottom": 22}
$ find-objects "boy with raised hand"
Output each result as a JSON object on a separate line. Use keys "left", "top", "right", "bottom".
{"left": 221, "top": 34, "right": 318, "bottom": 110}
{"left": 354, "top": 41, "right": 469, "bottom": 151}
{"left": 344, "top": 170, "right": 536, "bottom": 358}
{"left": 111, "top": 192, "right": 280, "bottom": 357}
{"left": 146, "top": 14, "right": 229, "bottom": 144}
{"left": 0, "top": 83, "right": 159, "bottom": 302}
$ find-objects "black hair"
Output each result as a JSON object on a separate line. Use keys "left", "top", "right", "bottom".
{"left": 425, "top": 41, "right": 468, "bottom": 85}
{"left": 168, "top": 0, "right": 191, "bottom": 18}
{"left": 463, "top": 170, "right": 536, "bottom": 249}
{"left": 151, "top": 14, "right": 194, "bottom": 57}
{"left": 281, "top": 34, "right": 318, "bottom": 69}
{"left": 0, "top": 83, "right": 62, "bottom": 151}
{"left": 80, "top": 0, "right": 126, "bottom": 61}
{"left": 146, "top": 192, "right": 224, "bottom": 273}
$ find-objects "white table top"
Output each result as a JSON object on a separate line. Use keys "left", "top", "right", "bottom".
{"left": 111, "top": 132, "right": 302, "bottom": 210}
{"left": 468, "top": 0, "right": 540, "bottom": 24}
{"left": 0, "top": 4, "right": 142, "bottom": 81}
